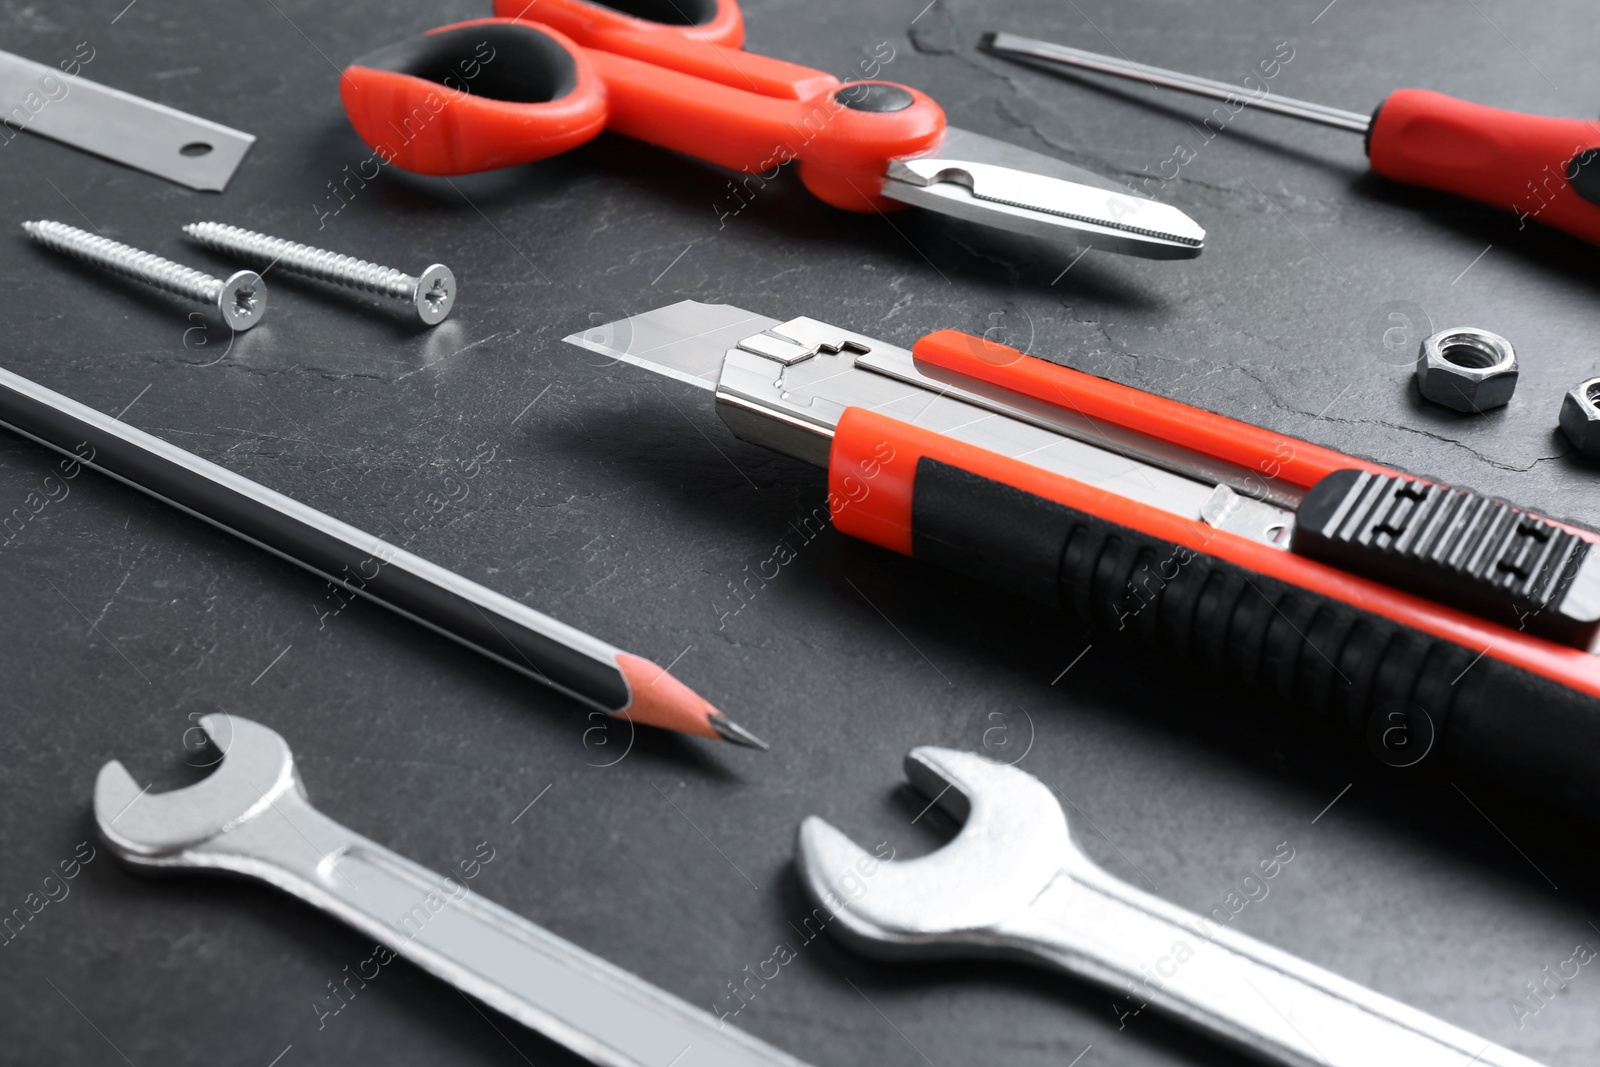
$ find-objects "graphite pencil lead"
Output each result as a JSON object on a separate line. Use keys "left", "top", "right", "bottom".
{"left": 710, "top": 715, "right": 770, "bottom": 752}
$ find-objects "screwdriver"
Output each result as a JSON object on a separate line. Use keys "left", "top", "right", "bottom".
{"left": 982, "top": 31, "right": 1600, "bottom": 247}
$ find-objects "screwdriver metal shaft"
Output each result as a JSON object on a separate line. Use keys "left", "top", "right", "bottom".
{"left": 982, "top": 32, "right": 1372, "bottom": 134}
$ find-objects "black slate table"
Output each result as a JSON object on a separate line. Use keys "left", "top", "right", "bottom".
{"left": 4, "top": 1, "right": 1599, "bottom": 1064}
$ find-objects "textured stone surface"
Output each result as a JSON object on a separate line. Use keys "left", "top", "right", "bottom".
{"left": 3, "top": 1, "right": 1599, "bottom": 1065}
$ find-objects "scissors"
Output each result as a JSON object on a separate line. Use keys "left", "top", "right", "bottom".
{"left": 339, "top": 1, "right": 1206, "bottom": 259}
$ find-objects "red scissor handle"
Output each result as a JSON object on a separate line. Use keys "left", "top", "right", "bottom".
{"left": 494, "top": 0, "right": 829, "bottom": 99}
{"left": 505, "top": 0, "right": 745, "bottom": 46}
{"left": 342, "top": 4, "right": 946, "bottom": 211}
{"left": 497, "top": 0, "right": 945, "bottom": 210}
{"left": 341, "top": 20, "right": 608, "bottom": 175}
{"left": 582, "top": 48, "right": 943, "bottom": 211}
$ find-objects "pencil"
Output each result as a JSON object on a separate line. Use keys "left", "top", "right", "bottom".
{"left": 0, "top": 365, "right": 766, "bottom": 750}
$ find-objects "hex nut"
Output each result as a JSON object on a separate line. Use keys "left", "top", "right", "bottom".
{"left": 1415, "top": 327, "right": 1518, "bottom": 413}
{"left": 1559, "top": 378, "right": 1600, "bottom": 458}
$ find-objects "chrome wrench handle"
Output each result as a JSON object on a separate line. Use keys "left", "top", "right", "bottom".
{"left": 998, "top": 861, "right": 1541, "bottom": 1067}
{"left": 96, "top": 716, "right": 807, "bottom": 1067}
{"left": 221, "top": 802, "right": 793, "bottom": 1067}
{"left": 798, "top": 748, "right": 1546, "bottom": 1067}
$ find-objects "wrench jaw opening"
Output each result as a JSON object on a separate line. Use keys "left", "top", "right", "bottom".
{"left": 806, "top": 752, "right": 1557, "bottom": 1067}
{"left": 902, "top": 749, "right": 972, "bottom": 824}
{"left": 794, "top": 816, "right": 925, "bottom": 959}
{"left": 89, "top": 714, "right": 821, "bottom": 1067}
{"left": 793, "top": 814, "right": 1043, "bottom": 963}
{"left": 94, "top": 714, "right": 306, "bottom": 874}
{"left": 794, "top": 747, "right": 1084, "bottom": 962}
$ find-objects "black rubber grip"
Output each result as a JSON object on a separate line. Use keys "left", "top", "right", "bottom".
{"left": 1295, "top": 468, "right": 1600, "bottom": 647}
{"left": 593, "top": 0, "right": 719, "bottom": 26}
{"left": 910, "top": 457, "right": 1600, "bottom": 811}
{"left": 355, "top": 23, "right": 580, "bottom": 104}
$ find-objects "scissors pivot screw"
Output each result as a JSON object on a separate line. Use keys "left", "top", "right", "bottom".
{"left": 184, "top": 221, "right": 455, "bottom": 326}
{"left": 24, "top": 220, "right": 266, "bottom": 331}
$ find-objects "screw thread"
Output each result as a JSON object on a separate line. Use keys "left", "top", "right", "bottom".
{"left": 23, "top": 220, "right": 223, "bottom": 304}
{"left": 184, "top": 222, "right": 416, "bottom": 300}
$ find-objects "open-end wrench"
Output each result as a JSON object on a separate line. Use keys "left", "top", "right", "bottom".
{"left": 95, "top": 715, "right": 810, "bottom": 1067}
{"left": 796, "top": 748, "right": 1546, "bottom": 1067}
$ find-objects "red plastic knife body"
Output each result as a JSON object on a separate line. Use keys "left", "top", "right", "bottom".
{"left": 824, "top": 329, "right": 1600, "bottom": 810}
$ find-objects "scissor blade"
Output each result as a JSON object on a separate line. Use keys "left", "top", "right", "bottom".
{"left": 882, "top": 126, "right": 1205, "bottom": 259}
{"left": 938, "top": 126, "right": 1130, "bottom": 193}
{"left": 562, "top": 300, "right": 780, "bottom": 391}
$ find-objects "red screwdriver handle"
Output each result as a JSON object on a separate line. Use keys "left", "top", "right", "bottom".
{"left": 1368, "top": 88, "right": 1600, "bottom": 245}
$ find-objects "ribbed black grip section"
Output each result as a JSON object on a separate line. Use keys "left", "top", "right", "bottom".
{"left": 1296, "top": 469, "right": 1600, "bottom": 646}
{"left": 910, "top": 457, "right": 1600, "bottom": 812}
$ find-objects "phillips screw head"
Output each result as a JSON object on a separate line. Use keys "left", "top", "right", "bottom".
{"left": 412, "top": 263, "right": 456, "bottom": 326}
{"left": 184, "top": 222, "right": 456, "bottom": 326}
{"left": 218, "top": 270, "right": 267, "bottom": 331}
{"left": 24, "top": 220, "right": 269, "bottom": 331}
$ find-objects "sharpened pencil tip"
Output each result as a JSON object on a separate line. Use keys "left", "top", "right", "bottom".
{"left": 612, "top": 652, "right": 767, "bottom": 748}
{"left": 710, "top": 715, "right": 769, "bottom": 752}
